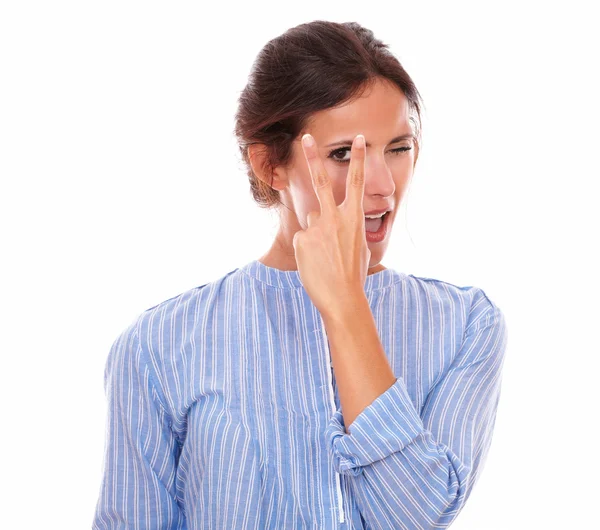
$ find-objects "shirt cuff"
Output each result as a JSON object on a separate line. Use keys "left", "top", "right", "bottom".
{"left": 324, "top": 377, "right": 426, "bottom": 476}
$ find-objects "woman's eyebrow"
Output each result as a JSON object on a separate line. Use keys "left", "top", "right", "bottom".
{"left": 324, "top": 133, "right": 413, "bottom": 148}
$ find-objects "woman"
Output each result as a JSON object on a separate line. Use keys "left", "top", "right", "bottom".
{"left": 92, "top": 20, "right": 508, "bottom": 530}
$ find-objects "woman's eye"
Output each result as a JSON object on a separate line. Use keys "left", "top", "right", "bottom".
{"left": 327, "top": 146, "right": 412, "bottom": 164}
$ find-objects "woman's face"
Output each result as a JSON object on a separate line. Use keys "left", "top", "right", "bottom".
{"left": 252, "top": 78, "right": 418, "bottom": 273}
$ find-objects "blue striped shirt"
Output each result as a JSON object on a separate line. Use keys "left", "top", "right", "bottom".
{"left": 92, "top": 259, "right": 508, "bottom": 529}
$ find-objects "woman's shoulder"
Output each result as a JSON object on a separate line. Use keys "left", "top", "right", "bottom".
{"left": 402, "top": 271, "right": 504, "bottom": 326}
{"left": 139, "top": 266, "right": 243, "bottom": 323}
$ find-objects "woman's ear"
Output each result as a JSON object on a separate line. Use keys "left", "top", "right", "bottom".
{"left": 248, "top": 143, "right": 288, "bottom": 191}
{"left": 412, "top": 140, "right": 420, "bottom": 168}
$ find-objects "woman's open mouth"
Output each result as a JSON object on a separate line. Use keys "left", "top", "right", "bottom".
{"left": 365, "top": 211, "right": 390, "bottom": 243}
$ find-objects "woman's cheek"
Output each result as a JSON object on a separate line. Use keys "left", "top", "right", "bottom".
{"left": 327, "top": 163, "right": 351, "bottom": 180}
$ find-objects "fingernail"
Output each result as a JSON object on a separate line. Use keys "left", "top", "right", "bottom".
{"left": 355, "top": 135, "right": 365, "bottom": 148}
{"left": 302, "top": 134, "right": 314, "bottom": 147}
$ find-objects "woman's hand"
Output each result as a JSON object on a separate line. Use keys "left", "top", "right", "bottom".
{"left": 293, "top": 133, "right": 371, "bottom": 317}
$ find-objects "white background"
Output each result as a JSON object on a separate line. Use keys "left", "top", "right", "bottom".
{"left": 1, "top": 1, "right": 598, "bottom": 528}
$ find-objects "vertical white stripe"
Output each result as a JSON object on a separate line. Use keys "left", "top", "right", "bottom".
{"left": 319, "top": 313, "right": 345, "bottom": 525}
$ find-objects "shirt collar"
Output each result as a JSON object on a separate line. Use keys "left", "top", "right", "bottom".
{"left": 240, "top": 259, "right": 406, "bottom": 291}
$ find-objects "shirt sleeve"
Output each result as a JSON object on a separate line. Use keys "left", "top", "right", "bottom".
{"left": 324, "top": 292, "right": 508, "bottom": 530}
{"left": 92, "top": 322, "right": 187, "bottom": 530}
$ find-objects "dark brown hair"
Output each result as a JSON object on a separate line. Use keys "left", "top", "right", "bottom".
{"left": 234, "top": 20, "right": 425, "bottom": 211}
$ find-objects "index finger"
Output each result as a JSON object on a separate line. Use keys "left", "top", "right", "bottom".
{"left": 345, "top": 134, "right": 366, "bottom": 214}
{"left": 301, "top": 133, "right": 337, "bottom": 217}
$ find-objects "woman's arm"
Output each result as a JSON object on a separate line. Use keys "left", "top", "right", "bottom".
{"left": 323, "top": 288, "right": 508, "bottom": 530}
{"left": 92, "top": 322, "right": 186, "bottom": 530}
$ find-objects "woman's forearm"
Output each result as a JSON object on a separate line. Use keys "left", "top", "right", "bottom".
{"left": 321, "top": 289, "right": 397, "bottom": 433}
